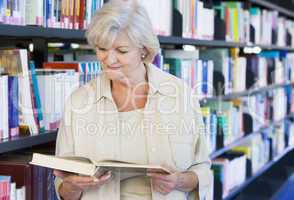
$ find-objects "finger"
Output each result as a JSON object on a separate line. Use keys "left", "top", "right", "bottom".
{"left": 160, "top": 181, "right": 175, "bottom": 192}
{"left": 65, "top": 175, "right": 97, "bottom": 184}
{"left": 150, "top": 177, "right": 172, "bottom": 186}
{"left": 77, "top": 172, "right": 112, "bottom": 190}
{"left": 153, "top": 178, "right": 174, "bottom": 191}
{"left": 95, "top": 170, "right": 111, "bottom": 178}
{"left": 153, "top": 182, "right": 170, "bottom": 195}
{"left": 76, "top": 181, "right": 101, "bottom": 190}
{"left": 98, "top": 171, "right": 112, "bottom": 182}
{"left": 147, "top": 173, "right": 171, "bottom": 182}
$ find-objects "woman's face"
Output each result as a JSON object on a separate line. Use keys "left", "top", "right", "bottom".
{"left": 96, "top": 31, "right": 145, "bottom": 82}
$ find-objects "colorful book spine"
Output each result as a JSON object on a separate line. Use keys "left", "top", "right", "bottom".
{"left": 29, "top": 61, "right": 45, "bottom": 134}
{"left": 8, "top": 76, "right": 19, "bottom": 137}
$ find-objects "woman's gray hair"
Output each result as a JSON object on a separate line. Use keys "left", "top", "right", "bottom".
{"left": 86, "top": 0, "right": 160, "bottom": 63}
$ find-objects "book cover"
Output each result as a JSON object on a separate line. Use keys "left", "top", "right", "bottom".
{"left": 30, "top": 153, "right": 172, "bottom": 176}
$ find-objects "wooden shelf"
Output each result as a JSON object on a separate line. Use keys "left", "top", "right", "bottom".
{"left": 0, "top": 131, "right": 57, "bottom": 154}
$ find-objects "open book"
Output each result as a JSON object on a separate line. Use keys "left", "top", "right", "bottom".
{"left": 30, "top": 153, "right": 171, "bottom": 176}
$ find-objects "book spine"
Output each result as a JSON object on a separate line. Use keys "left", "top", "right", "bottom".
{"left": 8, "top": 76, "right": 19, "bottom": 137}
{"left": 29, "top": 61, "right": 45, "bottom": 133}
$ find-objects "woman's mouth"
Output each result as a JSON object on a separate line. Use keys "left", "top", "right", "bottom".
{"left": 107, "top": 65, "right": 121, "bottom": 70}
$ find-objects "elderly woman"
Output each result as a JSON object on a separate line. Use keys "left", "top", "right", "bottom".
{"left": 54, "top": 0, "right": 212, "bottom": 200}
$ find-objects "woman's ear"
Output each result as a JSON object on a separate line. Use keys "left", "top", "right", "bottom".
{"left": 141, "top": 47, "right": 148, "bottom": 59}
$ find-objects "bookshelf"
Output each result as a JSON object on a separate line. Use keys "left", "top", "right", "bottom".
{"left": 0, "top": 0, "right": 294, "bottom": 199}
{"left": 224, "top": 146, "right": 294, "bottom": 200}
{"left": 0, "top": 24, "right": 85, "bottom": 42}
{"left": 202, "top": 82, "right": 293, "bottom": 102}
{"left": 0, "top": 24, "right": 293, "bottom": 51}
{"left": 210, "top": 113, "right": 294, "bottom": 159}
{"left": 0, "top": 131, "right": 57, "bottom": 154}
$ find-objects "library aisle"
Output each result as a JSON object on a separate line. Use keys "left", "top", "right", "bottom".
{"left": 1, "top": 0, "right": 294, "bottom": 199}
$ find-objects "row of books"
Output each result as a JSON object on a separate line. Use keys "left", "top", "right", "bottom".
{"left": 0, "top": 0, "right": 105, "bottom": 29}
{"left": 2, "top": 70, "right": 290, "bottom": 155}
{"left": 0, "top": 176, "right": 25, "bottom": 200}
{"left": 155, "top": 49, "right": 294, "bottom": 99}
{"left": 35, "top": 69, "right": 79, "bottom": 131}
{"left": 0, "top": 68, "right": 100, "bottom": 139}
{"left": 214, "top": 2, "right": 294, "bottom": 46}
{"left": 141, "top": 0, "right": 172, "bottom": 36}
{"left": 39, "top": 61, "right": 101, "bottom": 131}
{"left": 49, "top": 48, "right": 294, "bottom": 100}
{"left": 202, "top": 99, "right": 243, "bottom": 153}
{"left": 162, "top": 49, "right": 214, "bottom": 98}
{"left": 0, "top": 48, "right": 102, "bottom": 139}
{"left": 2, "top": 0, "right": 294, "bottom": 48}
{"left": 176, "top": 0, "right": 294, "bottom": 46}
{"left": 175, "top": 0, "right": 215, "bottom": 39}
{"left": 212, "top": 119, "right": 294, "bottom": 199}
{"left": 43, "top": 61, "right": 102, "bottom": 84}
{"left": 2, "top": 48, "right": 293, "bottom": 138}
{"left": 1, "top": 47, "right": 294, "bottom": 141}
{"left": 0, "top": 49, "right": 40, "bottom": 138}
{"left": 0, "top": 0, "right": 173, "bottom": 35}
{"left": 201, "top": 85, "right": 293, "bottom": 154}
{"left": 49, "top": 47, "right": 294, "bottom": 98}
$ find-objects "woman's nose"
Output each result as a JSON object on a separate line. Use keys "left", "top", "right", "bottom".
{"left": 105, "top": 51, "right": 117, "bottom": 65}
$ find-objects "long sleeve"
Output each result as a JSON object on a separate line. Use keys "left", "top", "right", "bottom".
{"left": 188, "top": 99, "right": 213, "bottom": 200}
{"left": 188, "top": 133, "right": 213, "bottom": 200}
{"left": 54, "top": 97, "right": 75, "bottom": 200}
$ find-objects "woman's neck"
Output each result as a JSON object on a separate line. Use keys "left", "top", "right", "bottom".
{"left": 111, "top": 63, "right": 149, "bottom": 111}
{"left": 112, "top": 63, "right": 148, "bottom": 90}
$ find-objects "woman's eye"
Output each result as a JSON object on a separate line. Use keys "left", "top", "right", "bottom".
{"left": 117, "top": 49, "right": 128, "bottom": 54}
{"left": 98, "top": 47, "right": 107, "bottom": 51}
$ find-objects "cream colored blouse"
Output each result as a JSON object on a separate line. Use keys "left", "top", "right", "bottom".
{"left": 55, "top": 63, "right": 213, "bottom": 200}
{"left": 118, "top": 109, "right": 151, "bottom": 200}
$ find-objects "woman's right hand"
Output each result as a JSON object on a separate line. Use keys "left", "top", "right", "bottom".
{"left": 54, "top": 170, "right": 112, "bottom": 200}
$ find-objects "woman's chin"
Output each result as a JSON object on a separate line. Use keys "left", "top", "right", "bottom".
{"left": 105, "top": 72, "right": 126, "bottom": 82}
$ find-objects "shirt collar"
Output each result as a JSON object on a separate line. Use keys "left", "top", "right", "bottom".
{"left": 95, "top": 72, "right": 113, "bottom": 102}
{"left": 96, "top": 63, "right": 175, "bottom": 102}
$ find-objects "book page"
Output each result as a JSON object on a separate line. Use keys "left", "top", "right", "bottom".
{"left": 92, "top": 159, "right": 171, "bottom": 174}
{"left": 60, "top": 156, "right": 92, "bottom": 164}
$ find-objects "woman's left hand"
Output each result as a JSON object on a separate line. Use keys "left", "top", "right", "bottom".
{"left": 146, "top": 165, "right": 180, "bottom": 195}
{"left": 147, "top": 164, "right": 199, "bottom": 195}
